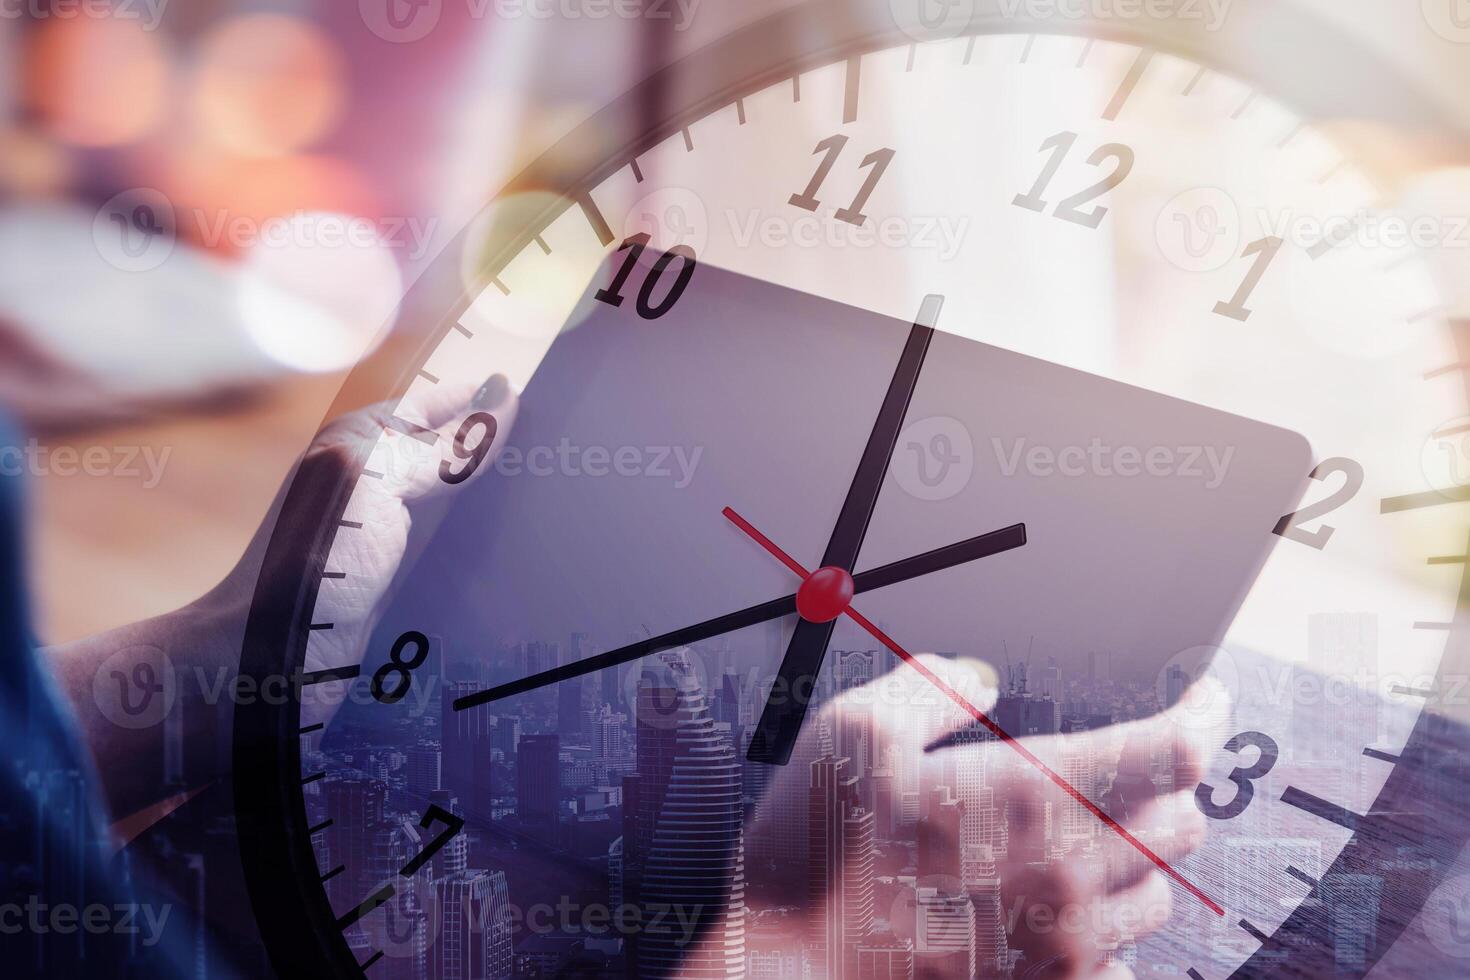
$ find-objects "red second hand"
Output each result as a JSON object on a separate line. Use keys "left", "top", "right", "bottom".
{"left": 721, "top": 506, "right": 1224, "bottom": 918}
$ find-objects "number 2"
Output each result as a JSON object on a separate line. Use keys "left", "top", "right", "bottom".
{"left": 1274, "top": 457, "right": 1364, "bottom": 550}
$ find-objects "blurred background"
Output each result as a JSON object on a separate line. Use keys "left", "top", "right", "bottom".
{"left": 3, "top": 0, "right": 1469, "bottom": 648}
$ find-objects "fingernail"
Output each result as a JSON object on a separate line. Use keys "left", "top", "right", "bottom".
{"left": 475, "top": 374, "right": 511, "bottom": 410}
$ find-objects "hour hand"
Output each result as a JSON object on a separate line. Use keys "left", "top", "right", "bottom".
{"left": 746, "top": 617, "right": 840, "bottom": 764}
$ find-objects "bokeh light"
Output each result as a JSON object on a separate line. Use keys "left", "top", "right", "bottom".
{"left": 191, "top": 14, "right": 347, "bottom": 158}
{"left": 236, "top": 211, "right": 401, "bottom": 372}
{"left": 24, "top": 17, "right": 170, "bottom": 147}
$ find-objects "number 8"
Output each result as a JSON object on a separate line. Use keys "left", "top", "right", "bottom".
{"left": 371, "top": 631, "right": 431, "bottom": 705}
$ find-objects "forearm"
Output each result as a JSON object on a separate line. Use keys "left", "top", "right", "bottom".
{"left": 45, "top": 582, "right": 250, "bottom": 822}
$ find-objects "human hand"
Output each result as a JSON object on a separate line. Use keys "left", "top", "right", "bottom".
{"left": 744, "top": 653, "right": 1225, "bottom": 980}
{"left": 55, "top": 375, "right": 517, "bottom": 819}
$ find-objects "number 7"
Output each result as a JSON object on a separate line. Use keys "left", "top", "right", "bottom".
{"left": 398, "top": 804, "right": 465, "bottom": 877}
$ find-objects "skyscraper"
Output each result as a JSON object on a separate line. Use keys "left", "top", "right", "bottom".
{"left": 406, "top": 741, "right": 442, "bottom": 799}
{"left": 967, "top": 848, "right": 1009, "bottom": 978}
{"left": 809, "top": 755, "right": 876, "bottom": 980}
{"left": 323, "top": 776, "right": 387, "bottom": 908}
{"left": 856, "top": 933, "right": 915, "bottom": 979}
{"left": 442, "top": 682, "right": 496, "bottom": 821}
{"left": 914, "top": 887, "right": 976, "bottom": 980}
{"left": 557, "top": 674, "right": 586, "bottom": 741}
{"left": 623, "top": 651, "right": 746, "bottom": 979}
{"left": 917, "top": 787, "right": 963, "bottom": 882}
{"left": 516, "top": 734, "right": 561, "bottom": 826}
{"left": 428, "top": 869, "right": 513, "bottom": 980}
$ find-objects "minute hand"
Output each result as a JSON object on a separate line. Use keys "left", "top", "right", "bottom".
{"left": 747, "top": 294, "right": 943, "bottom": 765}
{"left": 450, "top": 522, "right": 1024, "bottom": 712}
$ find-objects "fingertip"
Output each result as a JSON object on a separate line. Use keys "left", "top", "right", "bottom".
{"left": 474, "top": 373, "right": 513, "bottom": 411}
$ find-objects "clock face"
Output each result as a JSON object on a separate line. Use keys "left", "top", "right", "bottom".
{"left": 234, "top": 12, "right": 1470, "bottom": 980}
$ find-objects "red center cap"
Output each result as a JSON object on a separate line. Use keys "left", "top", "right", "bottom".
{"left": 795, "top": 566, "right": 855, "bottom": 623}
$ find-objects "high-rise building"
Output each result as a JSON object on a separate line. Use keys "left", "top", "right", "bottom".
{"left": 323, "top": 776, "right": 387, "bottom": 908}
{"left": 747, "top": 920, "right": 804, "bottom": 979}
{"left": 362, "top": 818, "right": 430, "bottom": 980}
{"left": 557, "top": 674, "right": 585, "bottom": 742}
{"left": 917, "top": 788, "right": 963, "bottom": 882}
{"left": 591, "top": 705, "right": 625, "bottom": 760}
{"left": 442, "top": 682, "right": 496, "bottom": 820}
{"left": 914, "top": 887, "right": 976, "bottom": 980}
{"left": 1003, "top": 793, "right": 1053, "bottom": 865}
{"left": 1059, "top": 744, "right": 1097, "bottom": 848}
{"left": 406, "top": 741, "right": 442, "bottom": 799}
{"left": 966, "top": 849, "right": 1009, "bottom": 978}
{"left": 623, "top": 651, "right": 746, "bottom": 979}
{"left": 855, "top": 932, "right": 915, "bottom": 979}
{"left": 870, "top": 767, "right": 896, "bottom": 840}
{"left": 428, "top": 791, "right": 468, "bottom": 879}
{"left": 759, "top": 715, "right": 832, "bottom": 885}
{"left": 428, "top": 870, "right": 513, "bottom": 980}
{"left": 809, "top": 755, "right": 876, "bottom": 980}
{"left": 516, "top": 734, "right": 561, "bottom": 825}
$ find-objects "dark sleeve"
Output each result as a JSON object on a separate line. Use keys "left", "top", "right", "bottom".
{"left": 0, "top": 424, "right": 196, "bottom": 978}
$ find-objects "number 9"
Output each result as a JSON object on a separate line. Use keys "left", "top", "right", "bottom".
{"left": 439, "top": 412, "right": 499, "bottom": 485}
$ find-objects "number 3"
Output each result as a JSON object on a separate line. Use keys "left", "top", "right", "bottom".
{"left": 1195, "top": 731, "right": 1280, "bottom": 821}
